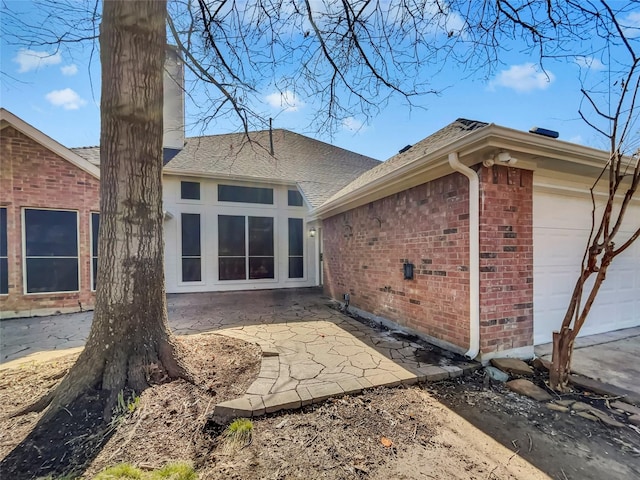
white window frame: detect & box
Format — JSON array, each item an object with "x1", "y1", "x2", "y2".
[
  {"x1": 22, "y1": 207, "x2": 80, "y2": 295},
  {"x1": 178, "y1": 211, "x2": 205, "y2": 285},
  {"x1": 287, "y1": 217, "x2": 306, "y2": 280}
]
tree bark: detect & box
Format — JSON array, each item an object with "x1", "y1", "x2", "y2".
[{"x1": 27, "y1": 0, "x2": 190, "y2": 423}]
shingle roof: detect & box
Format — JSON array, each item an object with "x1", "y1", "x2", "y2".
[
  {"x1": 163, "y1": 129, "x2": 380, "y2": 208},
  {"x1": 71, "y1": 146, "x2": 100, "y2": 166},
  {"x1": 321, "y1": 118, "x2": 489, "y2": 206}
]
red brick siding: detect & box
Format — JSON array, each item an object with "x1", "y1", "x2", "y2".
[
  {"x1": 0, "y1": 126, "x2": 100, "y2": 317},
  {"x1": 477, "y1": 165, "x2": 534, "y2": 353},
  {"x1": 323, "y1": 173, "x2": 471, "y2": 350}
]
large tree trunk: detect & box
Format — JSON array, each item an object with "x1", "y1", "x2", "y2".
[{"x1": 29, "y1": 0, "x2": 189, "y2": 423}]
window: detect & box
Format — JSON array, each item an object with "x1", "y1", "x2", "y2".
[
  {"x1": 218, "y1": 185, "x2": 273, "y2": 205},
  {"x1": 0, "y1": 208, "x2": 7, "y2": 294},
  {"x1": 24, "y1": 209, "x2": 78, "y2": 293},
  {"x1": 181, "y1": 181, "x2": 200, "y2": 200},
  {"x1": 91, "y1": 213, "x2": 100, "y2": 290},
  {"x1": 288, "y1": 218, "x2": 304, "y2": 278},
  {"x1": 218, "y1": 215, "x2": 274, "y2": 280},
  {"x1": 181, "y1": 213, "x2": 202, "y2": 282},
  {"x1": 288, "y1": 189, "x2": 304, "y2": 207}
]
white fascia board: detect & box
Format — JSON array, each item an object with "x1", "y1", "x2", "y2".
[
  {"x1": 313, "y1": 124, "x2": 611, "y2": 219},
  {"x1": 162, "y1": 169, "x2": 295, "y2": 187},
  {"x1": 0, "y1": 108, "x2": 100, "y2": 179}
]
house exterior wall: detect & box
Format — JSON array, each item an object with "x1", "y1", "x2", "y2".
[
  {"x1": 323, "y1": 165, "x2": 534, "y2": 358},
  {"x1": 0, "y1": 126, "x2": 100, "y2": 318},
  {"x1": 162, "y1": 176, "x2": 319, "y2": 293},
  {"x1": 323, "y1": 173, "x2": 472, "y2": 352},
  {"x1": 477, "y1": 165, "x2": 534, "y2": 356}
]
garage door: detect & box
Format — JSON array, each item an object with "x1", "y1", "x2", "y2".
[{"x1": 533, "y1": 189, "x2": 640, "y2": 345}]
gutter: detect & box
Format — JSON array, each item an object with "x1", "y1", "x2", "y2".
[{"x1": 448, "y1": 152, "x2": 480, "y2": 360}]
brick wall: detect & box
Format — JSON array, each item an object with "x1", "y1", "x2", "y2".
[
  {"x1": 323, "y1": 173, "x2": 472, "y2": 351},
  {"x1": 323, "y1": 165, "x2": 535, "y2": 357},
  {"x1": 478, "y1": 165, "x2": 533, "y2": 353},
  {"x1": 0, "y1": 126, "x2": 100, "y2": 318}
]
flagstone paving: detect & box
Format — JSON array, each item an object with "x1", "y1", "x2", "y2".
[{"x1": 0, "y1": 288, "x2": 478, "y2": 420}]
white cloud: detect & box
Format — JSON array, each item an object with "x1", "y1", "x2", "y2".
[
  {"x1": 60, "y1": 64, "x2": 78, "y2": 76},
  {"x1": 45, "y1": 88, "x2": 87, "y2": 110},
  {"x1": 14, "y1": 49, "x2": 62, "y2": 73},
  {"x1": 568, "y1": 135, "x2": 584, "y2": 145},
  {"x1": 265, "y1": 90, "x2": 305, "y2": 112},
  {"x1": 490, "y1": 63, "x2": 555, "y2": 93},
  {"x1": 622, "y1": 11, "x2": 640, "y2": 38},
  {"x1": 575, "y1": 56, "x2": 605, "y2": 71},
  {"x1": 342, "y1": 117, "x2": 367, "y2": 133}
]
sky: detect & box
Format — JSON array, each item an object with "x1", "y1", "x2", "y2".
[{"x1": 1, "y1": 1, "x2": 639, "y2": 161}]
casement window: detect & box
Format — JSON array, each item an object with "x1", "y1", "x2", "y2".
[
  {"x1": 24, "y1": 208, "x2": 79, "y2": 293},
  {"x1": 218, "y1": 185, "x2": 273, "y2": 205},
  {"x1": 181, "y1": 213, "x2": 202, "y2": 282},
  {"x1": 288, "y1": 189, "x2": 304, "y2": 207},
  {"x1": 0, "y1": 208, "x2": 7, "y2": 294},
  {"x1": 218, "y1": 215, "x2": 274, "y2": 280},
  {"x1": 181, "y1": 181, "x2": 200, "y2": 200},
  {"x1": 288, "y1": 218, "x2": 304, "y2": 278},
  {"x1": 91, "y1": 212, "x2": 100, "y2": 291}
]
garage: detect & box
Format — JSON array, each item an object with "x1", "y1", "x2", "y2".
[{"x1": 533, "y1": 188, "x2": 640, "y2": 345}]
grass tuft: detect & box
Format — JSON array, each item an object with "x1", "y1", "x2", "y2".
[
  {"x1": 92, "y1": 462, "x2": 195, "y2": 480},
  {"x1": 221, "y1": 418, "x2": 253, "y2": 455}
]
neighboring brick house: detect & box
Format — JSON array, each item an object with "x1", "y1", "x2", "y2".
[
  {"x1": 315, "y1": 119, "x2": 640, "y2": 362},
  {"x1": 0, "y1": 109, "x2": 101, "y2": 318}
]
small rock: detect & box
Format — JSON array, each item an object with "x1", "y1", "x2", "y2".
[
  {"x1": 629, "y1": 414, "x2": 640, "y2": 427},
  {"x1": 532, "y1": 357, "x2": 551, "y2": 372},
  {"x1": 546, "y1": 403, "x2": 569, "y2": 413},
  {"x1": 571, "y1": 401, "x2": 593, "y2": 412},
  {"x1": 506, "y1": 379, "x2": 552, "y2": 401},
  {"x1": 491, "y1": 358, "x2": 534, "y2": 376},
  {"x1": 610, "y1": 401, "x2": 640, "y2": 416},
  {"x1": 577, "y1": 411, "x2": 599, "y2": 422},
  {"x1": 554, "y1": 399, "x2": 575, "y2": 407},
  {"x1": 485, "y1": 366, "x2": 510, "y2": 382},
  {"x1": 588, "y1": 409, "x2": 625, "y2": 428}
]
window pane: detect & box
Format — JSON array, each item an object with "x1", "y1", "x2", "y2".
[
  {"x1": 289, "y1": 257, "x2": 304, "y2": 279},
  {"x1": 91, "y1": 213, "x2": 100, "y2": 257},
  {"x1": 288, "y1": 190, "x2": 304, "y2": 207},
  {"x1": 249, "y1": 257, "x2": 274, "y2": 279},
  {"x1": 249, "y1": 217, "x2": 273, "y2": 256},
  {"x1": 181, "y1": 213, "x2": 201, "y2": 256},
  {"x1": 218, "y1": 215, "x2": 245, "y2": 256},
  {"x1": 0, "y1": 208, "x2": 7, "y2": 257},
  {"x1": 288, "y1": 218, "x2": 303, "y2": 256},
  {"x1": 182, "y1": 258, "x2": 202, "y2": 282},
  {"x1": 0, "y1": 258, "x2": 7, "y2": 294},
  {"x1": 92, "y1": 258, "x2": 98, "y2": 291},
  {"x1": 181, "y1": 181, "x2": 200, "y2": 200},
  {"x1": 218, "y1": 185, "x2": 273, "y2": 204},
  {"x1": 26, "y1": 258, "x2": 78, "y2": 293},
  {"x1": 219, "y1": 257, "x2": 246, "y2": 280},
  {"x1": 25, "y1": 209, "x2": 77, "y2": 257}
]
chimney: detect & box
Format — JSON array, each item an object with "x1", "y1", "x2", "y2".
[{"x1": 163, "y1": 45, "x2": 185, "y2": 150}]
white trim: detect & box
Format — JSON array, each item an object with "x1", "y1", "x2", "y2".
[
  {"x1": 22, "y1": 207, "x2": 81, "y2": 295},
  {"x1": 313, "y1": 123, "x2": 612, "y2": 219},
  {"x1": 0, "y1": 108, "x2": 100, "y2": 179}
]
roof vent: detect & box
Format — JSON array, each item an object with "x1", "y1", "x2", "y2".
[
  {"x1": 398, "y1": 144, "x2": 412, "y2": 154},
  {"x1": 529, "y1": 127, "x2": 559, "y2": 139}
]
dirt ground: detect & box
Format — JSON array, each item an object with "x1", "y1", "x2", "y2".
[{"x1": 1, "y1": 333, "x2": 639, "y2": 480}]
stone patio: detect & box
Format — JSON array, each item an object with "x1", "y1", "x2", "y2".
[{"x1": 1, "y1": 288, "x2": 478, "y2": 420}]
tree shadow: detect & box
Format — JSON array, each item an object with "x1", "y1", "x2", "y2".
[{"x1": 0, "y1": 390, "x2": 115, "y2": 480}]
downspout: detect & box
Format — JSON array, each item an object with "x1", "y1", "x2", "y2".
[{"x1": 448, "y1": 152, "x2": 480, "y2": 360}]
